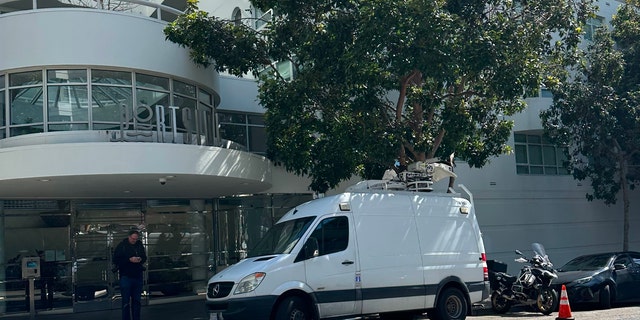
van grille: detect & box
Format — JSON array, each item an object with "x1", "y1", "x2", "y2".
[{"x1": 208, "y1": 282, "x2": 234, "y2": 298}]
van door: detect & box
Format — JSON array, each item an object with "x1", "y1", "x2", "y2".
[{"x1": 302, "y1": 215, "x2": 358, "y2": 318}]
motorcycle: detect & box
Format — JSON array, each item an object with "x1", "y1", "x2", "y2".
[{"x1": 490, "y1": 243, "x2": 558, "y2": 315}]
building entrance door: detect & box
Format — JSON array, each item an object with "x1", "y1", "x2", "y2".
[{"x1": 71, "y1": 205, "x2": 146, "y2": 313}]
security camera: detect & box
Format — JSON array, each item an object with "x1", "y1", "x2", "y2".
[{"x1": 159, "y1": 178, "x2": 167, "y2": 185}]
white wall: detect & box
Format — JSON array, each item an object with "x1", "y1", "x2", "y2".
[
  {"x1": 217, "y1": 76, "x2": 265, "y2": 113},
  {"x1": 0, "y1": 9, "x2": 218, "y2": 94}
]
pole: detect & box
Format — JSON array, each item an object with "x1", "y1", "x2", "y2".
[{"x1": 28, "y1": 277, "x2": 35, "y2": 319}]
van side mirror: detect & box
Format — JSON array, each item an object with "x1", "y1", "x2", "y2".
[{"x1": 304, "y1": 237, "x2": 319, "y2": 259}]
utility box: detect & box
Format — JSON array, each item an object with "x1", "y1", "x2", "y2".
[{"x1": 21, "y1": 257, "x2": 41, "y2": 279}]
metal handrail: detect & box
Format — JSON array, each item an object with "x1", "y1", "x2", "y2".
[{"x1": 0, "y1": 0, "x2": 184, "y2": 21}]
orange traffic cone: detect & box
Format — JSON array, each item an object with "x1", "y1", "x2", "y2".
[{"x1": 556, "y1": 284, "x2": 575, "y2": 320}]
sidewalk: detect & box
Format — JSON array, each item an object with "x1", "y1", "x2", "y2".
[
  {"x1": 0, "y1": 298, "x2": 210, "y2": 320},
  {"x1": 1, "y1": 298, "x2": 493, "y2": 320}
]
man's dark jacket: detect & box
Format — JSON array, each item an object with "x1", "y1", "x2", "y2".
[{"x1": 113, "y1": 237, "x2": 147, "y2": 278}]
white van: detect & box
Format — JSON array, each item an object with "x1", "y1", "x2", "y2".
[{"x1": 206, "y1": 163, "x2": 489, "y2": 320}]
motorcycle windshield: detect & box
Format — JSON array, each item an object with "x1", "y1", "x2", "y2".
[{"x1": 532, "y1": 242, "x2": 551, "y2": 264}]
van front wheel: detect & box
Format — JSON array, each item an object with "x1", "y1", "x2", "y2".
[
  {"x1": 430, "y1": 287, "x2": 467, "y2": 320},
  {"x1": 275, "y1": 296, "x2": 313, "y2": 320}
]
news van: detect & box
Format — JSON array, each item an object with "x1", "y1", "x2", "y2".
[{"x1": 206, "y1": 161, "x2": 489, "y2": 320}]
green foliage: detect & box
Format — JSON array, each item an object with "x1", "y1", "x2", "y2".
[
  {"x1": 166, "y1": 0, "x2": 594, "y2": 192},
  {"x1": 542, "y1": 1, "x2": 640, "y2": 205},
  {"x1": 541, "y1": 1, "x2": 640, "y2": 250}
]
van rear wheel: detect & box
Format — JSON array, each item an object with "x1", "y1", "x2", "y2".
[
  {"x1": 275, "y1": 296, "x2": 313, "y2": 320},
  {"x1": 430, "y1": 287, "x2": 467, "y2": 320}
]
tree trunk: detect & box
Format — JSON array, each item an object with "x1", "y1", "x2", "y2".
[{"x1": 620, "y1": 158, "x2": 630, "y2": 252}]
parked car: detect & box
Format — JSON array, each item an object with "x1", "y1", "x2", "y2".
[{"x1": 554, "y1": 251, "x2": 640, "y2": 309}]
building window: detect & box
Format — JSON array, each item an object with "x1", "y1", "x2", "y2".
[
  {"x1": 9, "y1": 70, "x2": 45, "y2": 136},
  {"x1": 218, "y1": 111, "x2": 266, "y2": 155},
  {"x1": 1, "y1": 68, "x2": 217, "y2": 145},
  {"x1": 232, "y1": 7, "x2": 242, "y2": 26},
  {"x1": 514, "y1": 133, "x2": 569, "y2": 175},
  {"x1": 0, "y1": 74, "x2": 5, "y2": 139},
  {"x1": 47, "y1": 69, "x2": 90, "y2": 131},
  {"x1": 584, "y1": 16, "x2": 604, "y2": 41}
]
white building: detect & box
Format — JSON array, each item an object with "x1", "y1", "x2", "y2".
[{"x1": 0, "y1": 0, "x2": 637, "y2": 315}]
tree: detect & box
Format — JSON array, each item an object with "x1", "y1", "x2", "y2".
[
  {"x1": 541, "y1": 0, "x2": 640, "y2": 251},
  {"x1": 166, "y1": 0, "x2": 594, "y2": 193}
]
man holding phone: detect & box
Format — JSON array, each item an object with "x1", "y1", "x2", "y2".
[{"x1": 113, "y1": 229, "x2": 147, "y2": 320}]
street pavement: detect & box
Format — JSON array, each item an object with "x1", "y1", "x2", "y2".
[
  {"x1": 1, "y1": 298, "x2": 639, "y2": 320},
  {"x1": 467, "y1": 303, "x2": 640, "y2": 320}
]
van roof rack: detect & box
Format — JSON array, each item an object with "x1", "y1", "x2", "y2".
[{"x1": 348, "y1": 160, "x2": 457, "y2": 192}]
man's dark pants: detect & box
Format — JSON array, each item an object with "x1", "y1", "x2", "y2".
[{"x1": 120, "y1": 275, "x2": 143, "y2": 320}]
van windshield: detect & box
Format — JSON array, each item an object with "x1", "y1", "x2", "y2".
[{"x1": 248, "y1": 216, "x2": 316, "y2": 258}]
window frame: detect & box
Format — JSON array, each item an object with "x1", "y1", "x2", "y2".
[{"x1": 514, "y1": 133, "x2": 569, "y2": 175}]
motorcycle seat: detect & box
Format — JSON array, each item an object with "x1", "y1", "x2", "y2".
[{"x1": 495, "y1": 272, "x2": 518, "y2": 283}]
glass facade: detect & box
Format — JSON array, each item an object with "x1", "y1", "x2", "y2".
[
  {"x1": 218, "y1": 111, "x2": 267, "y2": 155},
  {"x1": 0, "y1": 194, "x2": 312, "y2": 314},
  {"x1": 1, "y1": 68, "x2": 218, "y2": 146},
  {"x1": 0, "y1": 68, "x2": 276, "y2": 314},
  {"x1": 0, "y1": 74, "x2": 5, "y2": 139}
]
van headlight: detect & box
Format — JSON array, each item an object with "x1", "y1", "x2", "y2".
[{"x1": 234, "y1": 272, "x2": 266, "y2": 294}]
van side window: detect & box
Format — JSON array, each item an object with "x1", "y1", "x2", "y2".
[{"x1": 309, "y1": 216, "x2": 349, "y2": 256}]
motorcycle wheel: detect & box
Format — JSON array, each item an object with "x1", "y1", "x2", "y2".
[
  {"x1": 490, "y1": 291, "x2": 511, "y2": 314},
  {"x1": 536, "y1": 288, "x2": 558, "y2": 315}
]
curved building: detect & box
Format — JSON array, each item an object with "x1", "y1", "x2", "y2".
[
  {"x1": 2, "y1": 0, "x2": 639, "y2": 317},
  {"x1": 0, "y1": 0, "x2": 314, "y2": 315}
]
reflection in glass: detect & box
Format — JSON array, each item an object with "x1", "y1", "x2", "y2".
[
  {"x1": 145, "y1": 204, "x2": 213, "y2": 298},
  {"x1": 2, "y1": 68, "x2": 218, "y2": 144},
  {"x1": 136, "y1": 89, "x2": 169, "y2": 111},
  {"x1": 174, "y1": 96, "x2": 196, "y2": 134},
  {"x1": 219, "y1": 123, "x2": 247, "y2": 148},
  {"x1": 91, "y1": 69, "x2": 131, "y2": 85},
  {"x1": 213, "y1": 194, "x2": 313, "y2": 269},
  {"x1": 92, "y1": 86, "x2": 132, "y2": 123},
  {"x1": 9, "y1": 70, "x2": 42, "y2": 87},
  {"x1": 174, "y1": 80, "x2": 196, "y2": 97},
  {"x1": 198, "y1": 89, "x2": 211, "y2": 104},
  {"x1": 0, "y1": 90, "x2": 5, "y2": 133},
  {"x1": 198, "y1": 104, "x2": 215, "y2": 145},
  {"x1": 218, "y1": 112, "x2": 246, "y2": 124},
  {"x1": 136, "y1": 74, "x2": 169, "y2": 91},
  {"x1": 249, "y1": 126, "x2": 267, "y2": 153},
  {"x1": 248, "y1": 114, "x2": 264, "y2": 125},
  {"x1": 11, "y1": 125, "x2": 44, "y2": 136},
  {"x1": 47, "y1": 70, "x2": 87, "y2": 84},
  {"x1": 528, "y1": 145, "x2": 543, "y2": 165},
  {"x1": 10, "y1": 87, "x2": 44, "y2": 125},
  {"x1": 136, "y1": 89, "x2": 171, "y2": 131},
  {"x1": 47, "y1": 86, "x2": 89, "y2": 122},
  {"x1": 249, "y1": 217, "x2": 315, "y2": 257}
]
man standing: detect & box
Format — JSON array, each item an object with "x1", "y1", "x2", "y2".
[{"x1": 113, "y1": 230, "x2": 147, "y2": 320}]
